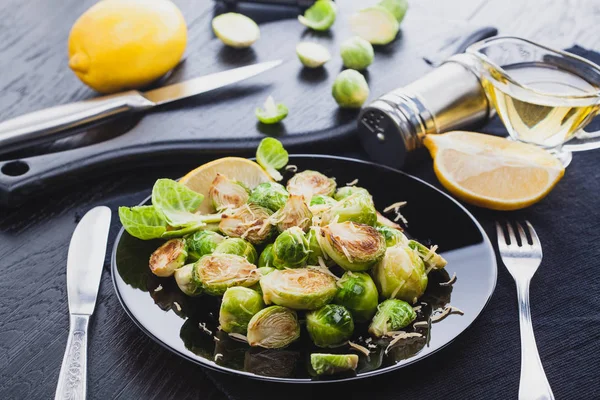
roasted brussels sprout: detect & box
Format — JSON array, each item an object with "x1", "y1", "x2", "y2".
[
  {"x1": 334, "y1": 272, "x2": 378, "y2": 322},
  {"x1": 248, "y1": 182, "x2": 289, "y2": 212},
  {"x1": 186, "y1": 230, "x2": 225, "y2": 262},
  {"x1": 273, "y1": 195, "x2": 313, "y2": 232},
  {"x1": 306, "y1": 226, "x2": 325, "y2": 265},
  {"x1": 376, "y1": 211, "x2": 403, "y2": 230},
  {"x1": 408, "y1": 240, "x2": 447, "y2": 270},
  {"x1": 287, "y1": 170, "x2": 336, "y2": 201},
  {"x1": 257, "y1": 266, "x2": 275, "y2": 276},
  {"x1": 208, "y1": 174, "x2": 249, "y2": 212},
  {"x1": 376, "y1": 225, "x2": 408, "y2": 247},
  {"x1": 340, "y1": 36, "x2": 374, "y2": 70},
  {"x1": 334, "y1": 186, "x2": 370, "y2": 201},
  {"x1": 258, "y1": 244, "x2": 276, "y2": 269},
  {"x1": 220, "y1": 287, "x2": 265, "y2": 334},
  {"x1": 332, "y1": 69, "x2": 369, "y2": 108},
  {"x1": 321, "y1": 193, "x2": 377, "y2": 226},
  {"x1": 247, "y1": 306, "x2": 301, "y2": 348},
  {"x1": 174, "y1": 263, "x2": 203, "y2": 296},
  {"x1": 213, "y1": 238, "x2": 257, "y2": 264},
  {"x1": 219, "y1": 204, "x2": 273, "y2": 245},
  {"x1": 310, "y1": 195, "x2": 337, "y2": 207},
  {"x1": 319, "y1": 222, "x2": 386, "y2": 271},
  {"x1": 306, "y1": 304, "x2": 354, "y2": 347},
  {"x1": 149, "y1": 238, "x2": 188, "y2": 277},
  {"x1": 371, "y1": 245, "x2": 428, "y2": 303},
  {"x1": 272, "y1": 227, "x2": 310, "y2": 268},
  {"x1": 368, "y1": 299, "x2": 416, "y2": 337},
  {"x1": 192, "y1": 254, "x2": 260, "y2": 296},
  {"x1": 311, "y1": 353, "x2": 359, "y2": 376},
  {"x1": 260, "y1": 268, "x2": 337, "y2": 310}
]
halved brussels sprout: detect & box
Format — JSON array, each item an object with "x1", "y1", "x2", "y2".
[
  {"x1": 174, "y1": 263, "x2": 203, "y2": 296},
  {"x1": 379, "y1": 0, "x2": 409, "y2": 22},
  {"x1": 260, "y1": 268, "x2": 337, "y2": 310},
  {"x1": 255, "y1": 96, "x2": 289, "y2": 125},
  {"x1": 192, "y1": 254, "x2": 259, "y2": 296},
  {"x1": 258, "y1": 244, "x2": 276, "y2": 269},
  {"x1": 321, "y1": 193, "x2": 377, "y2": 226},
  {"x1": 257, "y1": 266, "x2": 275, "y2": 276},
  {"x1": 298, "y1": 0, "x2": 337, "y2": 31},
  {"x1": 340, "y1": 36, "x2": 374, "y2": 70},
  {"x1": 332, "y1": 69, "x2": 370, "y2": 109},
  {"x1": 214, "y1": 238, "x2": 257, "y2": 264},
  {"x1": 376, "y1": 225, "x2": 408, "y2": 247},
  {"x1": 248, "y1": 182, "x2": 289, "y2": 212},
  {"x1": 306, "y1": 304, "x2": 354, "y2": 347},
  {"x1": 334, "y1": 271, "x2": 379, "y2": 322},
  {"x1": 212, "y1": 12, "x2": 260, "y2": 48},
  {"x1": 256, "y1": 137, "x2": 288, "y2": 181},
  {"x1": 219, "y1": 204, "x2": 273, "y2": 245},
  {"x1": 287, "y1": 170, "x2": 336, "y2": 201},
  {"x1": 310, "y1": 195, "x2": 337, "y2": 207},
  {"x1": 220, "y1": 287, "x2": 265, "y2": 334},
  {"x1": 272, "y1": 195, "x2": 313, "y2": 232},
  {"x1": 306, "y1": 226, "x2": 325, "y2": 265},
  {"x1": 408, "y1": 240, "x2": 447, "y2": 270},
  {"x1": 247, "y1": 306, "x2": 301, "y2": 348},
  {"x1": 311, "y1": 353, "x2": 359, "y2": 376},
  {"x1": 334, "y1": 186, "x2": 370, "y2": 201},
  {"x1": 186, "y1": 230, "x2": 225, "y2": 262},
  {"x1": 149, "y1": 238, "x2": 188, "y2": 277},
  {"x1": 208, "y1": 174, "x2": 250, "y2": 212},
  {"x1": 319, "y1": 222, "x2": 386, "y2": 271},
  {"x1": 350, "y1": 6, "x2": 399, "y2": 45},
  {"x1": 296, "y1": 42, "x2": 331, "y2": 68},
  {"x1": 368, "y1": 299, "x2": 416, "y2": 337},
  {"x1": 272, "y1": 227, "x2": 310, "y2": 268},
  {"x1": 371, "y1": 245, "x2": 428, "y2": 303}
]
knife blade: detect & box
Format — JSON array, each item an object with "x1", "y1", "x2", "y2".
[
  {"x1": 55, "y1": 206, "x2": 112, "y2": 400},
  {"x1": 0, "y1": 60, "x2": 283, "y2": 155}
]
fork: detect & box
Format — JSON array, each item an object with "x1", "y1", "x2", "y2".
[{"x1": 496, "y1": 221, "x2": 555, "y2": 400}]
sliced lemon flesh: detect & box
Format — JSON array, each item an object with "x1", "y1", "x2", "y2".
[
  {"x1": 180, "y1": 157, "x2": 272, "y2": 213},
  {"x1": 423, "y1": 131, "x2": 565, "y2": 210}
]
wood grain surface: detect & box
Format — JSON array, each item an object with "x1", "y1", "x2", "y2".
[{"x1": 0, "y1": 0, "x2": 599, "y2": 399}]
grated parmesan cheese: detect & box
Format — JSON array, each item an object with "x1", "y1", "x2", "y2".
[
  {"x1": 153, "y1": 285, "x2": 163, "y2": 292},
  {"x1": 285, "y1": 165, "x2": 298, "y2": 172},
  {"x1": 423, "y1": 245, "x2": 438, "y2": 262},
  {"x1": 346, "y1": 178, "x2": 359, "y2": 186},
  {"x1": 348, "y1": 341, "x2": 370, "y2": 356},
  {"x1": 199, "y1": 322, "x2": 213, "y2": 335},
  {"x1": 383, "y1": 201, "x2": 407, "y2": 213},
  {"x1": 214, "y1": 353, "x2": 223, "y2": 361},
  {"x1": 413, "y1": 321, "x2": 429, "y2": 329},
  {"x1": 439, "y1": 273, "x2": 457, "y2": 287},
  {"x1": 384, "y1": 331, "x2": 423, "y2": 354},
  {"x1": 228, "y1": 332, "x2": 248, "y2": 342},
  {"x1": 173, "y1": 302, "x2": 182, "y2": 312}
]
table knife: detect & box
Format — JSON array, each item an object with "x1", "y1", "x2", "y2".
[
  {"x1": 0, "y1": 60, "x2": 282, "y2": 154},
  {"x1": 54, "y1": 206, "x2": 112, "y2": 400}
]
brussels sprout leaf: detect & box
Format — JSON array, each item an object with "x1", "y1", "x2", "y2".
[
  {"x1": 255, "y1": 96, "x2": 288, "y2": 125},
  {"x1": 256, "y1": 137, "x2": 289, "y2": 181},
  {"x1": 298, "y1": 0, "x2": 337, "y2": 31},
  {"x1": 118, "y1": 206, "x2": 168, "y2": 240}
]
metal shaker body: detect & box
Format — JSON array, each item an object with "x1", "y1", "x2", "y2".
[{"x1": 357, "y1": 53, "x2": 492, "y2": 169}]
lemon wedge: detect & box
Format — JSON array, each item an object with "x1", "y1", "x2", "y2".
[
  {"x1": 423, "y1": 131, "x2": 565, "y2": 210},
  {"x1": 180, "y1": 157, "x2": 272, "y2": 213}
]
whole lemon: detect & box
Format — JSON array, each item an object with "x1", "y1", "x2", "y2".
[{"x1": 68, "y1": 0, "x2": 187, "y2": 93}]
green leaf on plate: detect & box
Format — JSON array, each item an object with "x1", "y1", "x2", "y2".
[
  {"x1": 256, "y1": 137, "x2": 289, "y2": 181},
  {"x1": 118, "y1": 205, "x2": 168, "y2": 240}
]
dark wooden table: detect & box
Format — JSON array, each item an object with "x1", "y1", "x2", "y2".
[{"x1": 1, "y1": 1, "x2": 599, "y2": 399}]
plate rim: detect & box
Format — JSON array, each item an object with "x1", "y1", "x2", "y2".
[{"x1": 111, "y1": 154, "x2": 497, "y2": 384}]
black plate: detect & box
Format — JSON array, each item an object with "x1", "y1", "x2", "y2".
[{"x1": 111, "y1": 155, "x2": 497, "y2": 383}]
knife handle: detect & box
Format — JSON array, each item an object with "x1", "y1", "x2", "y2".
[
  {"x1": 55, "y1": 314, "x2": 90, "y2": 400},
  {"x1": 0, "y1": 90, "x2": 155, "y2": 154}
]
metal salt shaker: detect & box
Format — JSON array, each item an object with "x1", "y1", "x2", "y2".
[{"x1": 357, "y1": 53, "x2": 493, "y2": 169}]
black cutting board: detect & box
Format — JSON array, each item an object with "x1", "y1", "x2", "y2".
[{"x1": 0, "y1": 14, "x2": 489, "y2": 205}]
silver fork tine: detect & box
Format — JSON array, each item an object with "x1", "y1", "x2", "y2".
[
  {"x1": 506, "y1": 221, "x2": 518, "y2": 246},
  {"x1": 495, "y1": 222, "x2": 508, "y2": 251},
  {"x1": 516, "y1": 222, "x2": 530, "y2": 247},
  {"x1": 526, "y1": 221, "x2": 541, "y2": 250}
]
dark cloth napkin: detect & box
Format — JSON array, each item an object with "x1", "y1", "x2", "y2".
[{"x1": 204, "y1": 46, "x2": 600, "y2": 399}]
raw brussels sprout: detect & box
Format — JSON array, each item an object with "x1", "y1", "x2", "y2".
[
  {"x1": 260, "y1": 269, "x2": 337, "y2": 310},
  {"x1": 334, "y1": 186, "x2": 370, "y2": 201},
  {"x1": 350, "y1": 6, "x2": 399, "y2": 45},
  {"x1": 368, "y1": 299, "x2": 416, "y2": 337},
  {"x1": 310, "y1": 195, "x2": 337, "y2": 207},
  {"x1": 319, "y1": 222, "x2": 386, "y2": 271},
  {"x1": 306, "y1": 304, "x2": 354, "y2": 347},
  {"x1": 192, "y1": 254, "x2": 260, "y2": 296},
  {"x1": 306, "y1": 226, "x2": 325, "y2": 265},
  {"x1": 214, "y1": 238, "x2": 257, "y2": 264},
  {"x1": 376, "y1": 225, "x2": 408, "y2": 247},
  {"x1": 311, "y1": 353, "x2": 359, "y2": 376},
  {"x1": 273, "y1": 195, "x2": 313, "y2": 232},
  {"x1": 256, "y1": 137, "x2": 288, "y2": 181},
  {"x1": 334, "y1": 272, "x2": 379, "y2": 322},
  {"x1": 272, "y1": 227, "x2": 310, "y2": 268},
  {"x1": 219, "y1": 204, "x2": 273, "y2": 245},
  {"x1": 296, "y1": 42, "x2": 331, "y2": 68},
  {"x1": 186, "y1": 230, "x2": 225, "y2": 262},
  {"x1": 258, "y1": 244, "x2": 276, "y2": 269},
  {"x1": 332, "y1": 69, "x2": 369, "y2": 109},
  {"x1": 149, "y1": 238, "x2": 188, "y2": 277},
  {"x1": 287, "y1": 170, "x2": 336, "y2": 201},
  {"x1": 247, "y1": 306, "x2": 301, "y2": 348},
  {"x1": 371, "y1": 245, "x2": 428, "y2": 303},
  {"x1": 212, "y1": 12, "x2": 260, "y2": 48},
  {"x1": 298, "y1": 0, "x2": 337, "y2": 31},
  {"x1": 174, "y1": 263, "x2": 203, "y2": 296},
  {"x1": 208, "y1": 174, "x2": 250, "y2": 212},
  {"x1": 220, "y1": 287, "x2": 265, "y2": 334},
  {"x1": 408, "y1": 240, "x2": 448, "y2": 270},
  {"x1": 322, "y1": 192, "x2": 377, "y2": 226},
  {"x1": 378, "y1": 0, "x2": 409, "y2": 22},
  {"x1": 255, "y1": 95, "x2": 289, "y2": 125},
  {"x1": 248, "y1": 182, "x2": 289, "y2": 212},
  {"x1": 340, "y1": 36, "x2": 374, "y2": 70}
]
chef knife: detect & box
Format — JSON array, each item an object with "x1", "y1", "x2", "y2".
[
  {"x1": 0, "y1": 60, "x2": 282, "y2": 155},
  {"x1": 54, "y1": 206, "x2": 112, "y2": 400}
]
